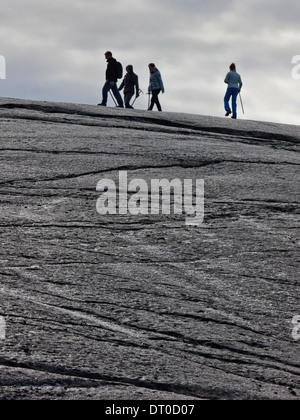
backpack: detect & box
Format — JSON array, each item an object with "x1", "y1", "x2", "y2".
[{"x1": 116, "y1": 61, "x2": 123, "y2": 79}]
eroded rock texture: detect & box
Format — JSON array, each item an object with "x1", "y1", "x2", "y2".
[{"x1": 0, "y1": 98, "x2": 299, "y2": 400}]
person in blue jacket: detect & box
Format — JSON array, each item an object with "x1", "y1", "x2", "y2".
[
  {"x1": 148, "y1": 63, "x2": 165, "y2": 111},
  {"x1": 224, "y1": 63, "x2": 243, "y2": 119}
]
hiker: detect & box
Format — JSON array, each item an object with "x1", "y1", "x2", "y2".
[
  {"x1": 98, "y1": 51, "x2": 124, "y2": 108},
  {"x1": 224, "y1": 63, "x2": 243, "y2": 119},
  {"x1": 148, "y1": 63, "x2": 165, "y2": 111},
  {"x1": 118, "y1": 65, "x2": 140, "y2": 109}
]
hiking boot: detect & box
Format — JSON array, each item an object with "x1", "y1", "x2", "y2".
[
  {"x1": 231, "y1": 115, "x2": 237, "y2": 119},
  {"x1": 98, "y1": 103, "x2": 106, "y2": 106},
  {"x1": 225, "y1": 110, "x2": 231, "y2": 117}
]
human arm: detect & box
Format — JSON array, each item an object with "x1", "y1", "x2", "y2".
[
  {"x1": 238, "y1": 76, "x2": 243, "y2": 92},
  {"x1": 134, "y1": 75, "x2": 140, "y2": 96},
  {"x1": 106, "y1": 59, "x2": 118, "y2": 84},
  {"x1": 158, "y1": 72, "x2": 165, "y2": 93},
  {"x1": 118, "y1": 78, "x2": 125, "y2": 91}
]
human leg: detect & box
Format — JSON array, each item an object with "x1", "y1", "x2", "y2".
[
  {"x1": 111, "y1": 83, "x2": 124, "y2": 107},
  {"x1": 150, "y1": 89, "x2": 162, "y2": 111},
  {"x1": 231, "y1": 88, "x2": 239, "y2": 117},
  {"x1": 101, "y1": 80, "x2": 111, "y2": 105},
  {"x1": 224, "y1": 88, "x2": 232, "y2": 114},
  {"x1": 124, "y1": 91, "x2": 134, "y2": 108}
]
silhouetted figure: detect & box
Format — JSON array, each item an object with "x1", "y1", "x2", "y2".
[
  {"x1": 148, "y1": 63, "x2": 165, "y2": 112},
  {"x1": 98, "y1": 51, "x2": 124, "y2": 108},
  {"x1": 118, "y1": 65, "x2": 139, "y2": 109},
  {"x1": 224, "y1": 63, "x2": 243, "y2": 119}
]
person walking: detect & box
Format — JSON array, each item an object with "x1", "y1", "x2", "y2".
[
  {"x1": 118, "y1": 65, "x2": 140, "y2": 109},
  {"x1": 98, "y1": 51, "x2": 124, "y2": 108},
  {"x1": 224, "y1": 63, "x2": 243, "y2": 119},
  {"x1": 148, "y1": 63, "x2": 165, "y2": 111}
]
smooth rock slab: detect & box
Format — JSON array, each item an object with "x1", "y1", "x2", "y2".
[{"x1": 0, "y1": 98, "x2": 299, "y2": 400}]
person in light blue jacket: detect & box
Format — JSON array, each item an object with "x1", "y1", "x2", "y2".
[
  {"x1": 224, "y1": 63, "x2": 243, "y2": 119},
  {"x1": 148, "y1": 63, "x2": 165, "y2": 111}
]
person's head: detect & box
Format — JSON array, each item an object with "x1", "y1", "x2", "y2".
[
  {"x1": 126, "y1": 65, "x2": 133, "y2": 73},
  {"x1": 105, "y1": 51, "x2": 112, "y2": 60},
  {"x1": 230, "y1": 63, "x2": 236, "y2": 71},
  {"x1": 148, "y1": 63, "x2": 156, "y2": 71}
]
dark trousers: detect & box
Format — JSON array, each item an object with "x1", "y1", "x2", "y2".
[
  {"x1": 149, "y1": 89, "x2": 162, "y2": 111},
  {"x1": 124, "y1": 90, "x2": 134, "y2": 108},
  {"x1": 102, "y1": 80, "x2": 124, "y2": 106}
]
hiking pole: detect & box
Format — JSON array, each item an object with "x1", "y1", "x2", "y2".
[
  {"x1": 239, "y1": 93, "x2": 245, "y2": 114},
  {"x1": 131, "y1": 89, "x2": 144, "y2": 107},
  {"x1": 109, "y1": 90, "x2": 118, "y2": 106},
  {"x1": 147, "y1": 92, "x2": 151, "y2": 110}
]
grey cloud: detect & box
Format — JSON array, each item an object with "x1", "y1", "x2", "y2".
[{"x1": 0, "y1": 0, "x2": 299, "y2": 124}]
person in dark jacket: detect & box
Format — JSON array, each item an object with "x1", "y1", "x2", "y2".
[
  {"x1": 98, "y1": 51, "x2": 124, "y2": 108},
  {"x1": 118, "y1": 65, "x2": 140, "y2": 109},
  {"x1": 148, "y1": 63, "x2": 165, "y2": 111}
]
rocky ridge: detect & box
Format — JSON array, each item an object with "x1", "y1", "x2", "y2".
[{"x1": 0, "y1": 98, "x2": 299, "y2": 400}]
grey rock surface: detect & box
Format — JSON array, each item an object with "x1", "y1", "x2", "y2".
[{"x1": 0, "y1": 98, "x2": 299, "y2": 400}]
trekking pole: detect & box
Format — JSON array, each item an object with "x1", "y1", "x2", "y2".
[
  {"x1": 239, "y1": 93, "x2": 245, "y2": 114},
  {"x1": 109, "y1": 90, "x2": 118, "y2": 106},
  {"x1": 147, "y1": 92, "x2": 151, "y2": 110},
  {"x1": 131, "y1": 89, "x2": 144, "y2": 107}
]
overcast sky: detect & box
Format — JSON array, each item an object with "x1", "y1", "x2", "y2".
[{"x1": 1, "y1": 0, "x2": 300, "y2": 125}]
